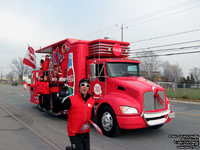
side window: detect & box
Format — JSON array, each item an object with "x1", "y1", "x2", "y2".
[
  {"x1": 127, "y1": 65, "x2": 139, "y2": 76},
  {"x1": 128, "y1": 65, "x2": 137, "y2": 74},
  {"x1": 96, "y1": 64, "x2": 105, "y2": 82}
]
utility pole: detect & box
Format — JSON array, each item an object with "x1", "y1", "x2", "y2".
[
  {"x1": 121, "y1": 24, "x2": 124, "y2": 41},
  {"x1": 116, "y1": 24, "x2": 128, "y2": 41}
]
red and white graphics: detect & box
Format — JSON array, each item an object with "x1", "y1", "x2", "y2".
[
  {"x1": 112, "y1": 43, "x2": 122, "y2": 56},
  {"x1": 94, "y1": 83, "x2": 102, "y2": 95},
  {"x1": 53, "y1": 47, "x2": 64, "y2": 65},
  {"x1": 23, "y1": 46, "x2": 36, "y2": 69},
  {"x1": 67, "y1": 53, "x2": 75, "y2": 95}
]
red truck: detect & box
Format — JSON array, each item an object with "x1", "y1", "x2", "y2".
[{"x1": 30, "y1": 38, "x2": 175, "y2": 137}]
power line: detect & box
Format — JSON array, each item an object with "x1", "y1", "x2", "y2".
[
  {"x1": 129, "y1": 49, "x2": 200, "y2": 58},
  {"x1": 129, "y1": 39, "x2": 200, "y2": 51},
  {"x1": 102, "y1": 8, "x2": 200, "y2": 40},
  {"x1": 129, "y1": 45, "x2": 200, "y2": 54},
  {"x1": 130, "y1": 29, "x2": 200, "y2": 43},
  {"x1": 83, "y1": 0, "x2": 200, "y2": 39},
  {"x1": 86, "y1": 2, "x2": 200, "y2": 40},
  {"x1": 117, "y1": 0, "x2": 200, "y2": 26},
  {"x1": 126, "y1": 3, "x2": 200, "y2": 30},
  {"x1": 83, "y1": 0, "x2": 198, "y2": 38}
]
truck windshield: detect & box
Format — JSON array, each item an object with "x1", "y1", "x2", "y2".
[{"x1": 106, "y1": 62, "x2": 140, "y2": 77}]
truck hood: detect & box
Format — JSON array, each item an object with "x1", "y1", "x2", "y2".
[{"x1": 110, "y1": 76, "x2": 164, "y2": 94}]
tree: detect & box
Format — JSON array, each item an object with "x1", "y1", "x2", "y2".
[
  {"x1": 161, "y1": 61, "x2": 183, "y2": 82},
  {"x1": 136, "y1": 51, "x2": 161, "y2": 81},
  {"x1": 7, "y1": 71, "x2": 15, "y2": 82},
  {"x1": 170, "y1": 64, "x2": 183, "y2": 83},
  {"x1": 10, "y1": 57, "x2": 31, "y2": 84},
  {"x1": 190, "y1": 67, "x2": 200, "y2": 84},
  {"x1": 190, "y1": 74, "x2": 196, "y2": 84},
  {"x1": 161, "y1": 61, "x2": 171, "y2": 82}
]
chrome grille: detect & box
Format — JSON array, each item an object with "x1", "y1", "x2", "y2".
[{"x1": 143, "y1": 91, "x2": 166, "y2": 111}]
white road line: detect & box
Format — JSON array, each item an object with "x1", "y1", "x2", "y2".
[
  {"x1": 0, "y1": 104, "x2": 63, "y2": 150},
  {"x1": 7, "y1": 91, "x2": 11, "y2": 93},
  {"x1": 19, "y1": 94, "x2": 24, "y2": 97}
]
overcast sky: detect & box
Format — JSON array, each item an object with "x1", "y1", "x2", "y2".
[{"x1": 0, "y1": 0, "x2": 200, "y2": 76}]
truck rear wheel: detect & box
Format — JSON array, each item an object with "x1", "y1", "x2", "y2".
[{"x1": 97, "y1": 106, "x2": 121, "y2": 137}]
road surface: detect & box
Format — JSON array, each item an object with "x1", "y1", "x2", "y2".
[{"x1": 0, "y1": 84, "x2": 199, "y2": 150}]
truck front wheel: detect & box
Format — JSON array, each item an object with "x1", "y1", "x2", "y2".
[{"x1": 97, "y1": 106, "x2": 121, "y2": 137}]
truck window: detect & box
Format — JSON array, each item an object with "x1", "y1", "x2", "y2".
[
  {"x1": 128, "y1": 65, "x2": 138, "y2": 74},
  {"x1": 106, "y1": 62, "x2": 140, "y2": 77},
  {"x1": 96, "y1": 64, "x2": 105, "y2": 82}
]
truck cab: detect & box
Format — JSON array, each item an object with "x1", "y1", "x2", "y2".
[{"x1": 87, "y1": 58, "x2": 174, "y2": 137}]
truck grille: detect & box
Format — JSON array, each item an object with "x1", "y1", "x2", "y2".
[{"x1": 143, "y1": 91, "x2": 166, "y2": 111}]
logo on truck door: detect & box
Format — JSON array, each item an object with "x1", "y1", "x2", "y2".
[{"x1": 94, "y1": 83, "x2": 102, "y2": 95}]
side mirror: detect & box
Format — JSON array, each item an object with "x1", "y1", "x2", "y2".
[{"x1": 90, "y1": 63, "x2": 96, "y2": 81}]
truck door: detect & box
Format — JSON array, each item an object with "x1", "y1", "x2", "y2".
[{"x1": 89, "y1": 63, "x2": 106, "y2": 100}]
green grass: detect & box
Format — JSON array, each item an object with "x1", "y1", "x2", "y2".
[{"x1": 165, "y1": 88, "x2": 200, "y2": 100}]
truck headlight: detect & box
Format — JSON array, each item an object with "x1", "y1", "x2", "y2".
[{"x1": 119, "y1": 106, "x2": 138, "y2": 114}]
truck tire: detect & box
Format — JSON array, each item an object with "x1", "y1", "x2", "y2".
[
  {"x1": 150, "y1": 124, "x2": 164, "y2": 129},
  {"x1": 97, "y1": 106, "x2": 121, "y2": 137}
]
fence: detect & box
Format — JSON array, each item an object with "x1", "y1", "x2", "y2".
[{"x1": 157, "y1": 82, "x2": 200, "y2": 100}]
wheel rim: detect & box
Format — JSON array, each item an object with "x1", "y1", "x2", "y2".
[{"x1": 101, "y1": 111, "x2": 113, "y2": 131}]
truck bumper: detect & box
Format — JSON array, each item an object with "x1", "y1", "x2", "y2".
[
  {"x1": 117, "y1": 116, "x2": 147, "y2": 129},
  {"x1": 117, "y1": 109, "x2": 175, "y2": 129}
]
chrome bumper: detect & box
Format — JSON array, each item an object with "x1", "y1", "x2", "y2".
[{"x1": 143, "y1": 109, "x2": 175, "y2": 126}]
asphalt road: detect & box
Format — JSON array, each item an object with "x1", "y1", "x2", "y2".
[{"x1": 0, "y1": 84, "x2": 199, "y2": 150}]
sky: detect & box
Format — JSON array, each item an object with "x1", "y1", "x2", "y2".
[{"x1": 0, "y1": 0, "x2": 200, "y2": 77}]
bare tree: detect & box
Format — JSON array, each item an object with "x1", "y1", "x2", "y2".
[
  {"x1": 170, "y1": 64, "x2": 183, "y2": 83},
  {"x1": 190, "y1": 67, "x2": 200, "y2": 84},
  {"x1": 10, "y1": 57, "x2": 31, "y2": 84},
  {"x1": 136, "y1": 51, "x2": 161, "y2": 81},
  {"x1": 161, "y1": 61, "x2": 183, "y2": 82},
  {"x1": 161, "y1": 61, "x2": 171, "y2": 82},
  {"x1": 7, "y1": 71, "x2": 15, "y2": 82}
]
